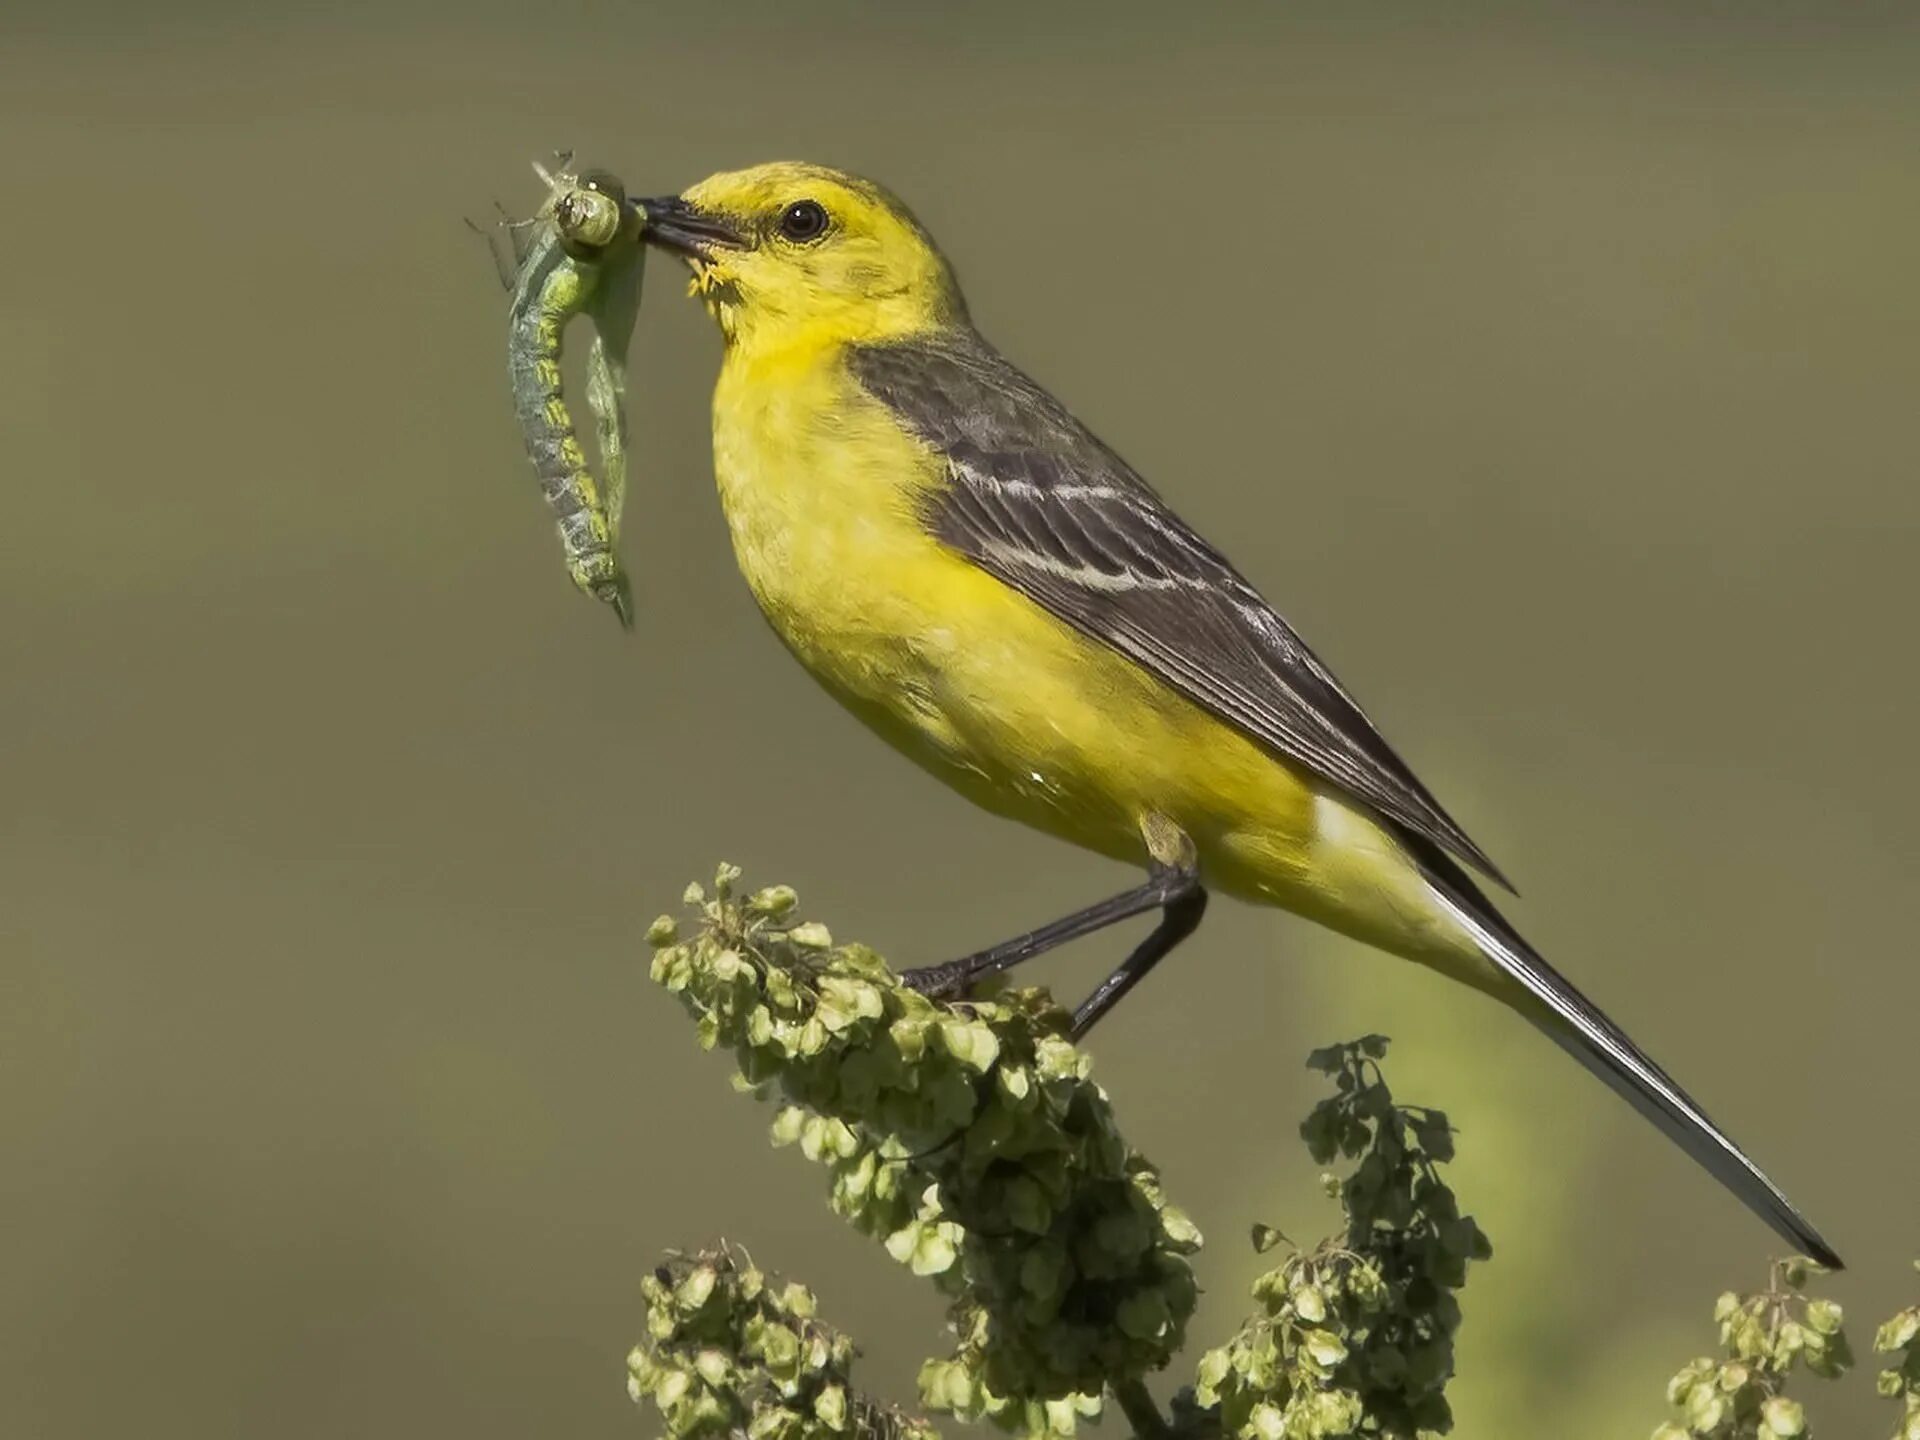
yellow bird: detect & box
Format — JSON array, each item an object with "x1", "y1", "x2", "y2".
[{"x1": 634, "y1": 162, "x2": 1839, "y2": 1268}]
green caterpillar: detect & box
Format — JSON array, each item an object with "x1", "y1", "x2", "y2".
[{"x1": 499, "y1": 161, "x2": 645, "y2": 627}]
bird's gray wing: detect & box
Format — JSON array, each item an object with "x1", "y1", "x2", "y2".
[{"x1": 848, "y1": 333, "x2": 1511, "y2": 889}]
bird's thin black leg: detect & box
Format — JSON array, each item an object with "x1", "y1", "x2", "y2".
[
  {"x1": 901, "y1": 856, "x2": 1204, "y2": 1019},
  {"x1": 1070, "y1": 884, "x2": 1207, "y2": 1038}
]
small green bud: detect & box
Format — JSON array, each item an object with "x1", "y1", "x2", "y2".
[
  {"x1": 937, "y1": 1018, "x2": 1000, "y2": 1072},
  {"x1": 1878, "y1": 1309, "x2": 1920, "y2": 1352},
  {"x1": 1685, "y1": 1382, "x2": 1726, "y2": 1431},
  {"x1": 889, "y1": 1014, "x2": 929, "y2": 1061},
  {"x1": 769, "y1": 1107, "x2": 806, "y2": 1147},
  {"x1": 884, "y1": 1222, "x2": 920, "y2": 1266},
  {"x1": 1805, "y1": 1298, "x2": 1844, "y2": 1335},
  {"x1": 1761, "y1": 1395, "x2": 1805, "y2": 1436},
  {"x1": 814, "y1": 1383, "x2": 848, "y2": 1430},
  {"x1": 795, "y1": 1017, "x2": 829, "y2": 1055},
  {"x1": 1195, "y1": 1347, "x2": 1231, "y2": 1396},
  {"x1": 675, "y1": 1266, "x2": 716, "y2": 1310},
  {"x1": 1667, "y1": 1361, "x2": 1710, "y2": 1405},
  {"x1": 760, "y1": 1321, "x2": 800, "y2": 1374},
  {"x1": 780, "y1": 1281, "x2": 815, "y2": 1317},
  {"x1": 1302, "y1": 1329, "x2": 1348, "y2": 1370},
  {"x1": 1249, "y1": 1402, "x2": 1286, "y2": 1440},
  {"x1": 747, "y1": 1006, "x2": 774, "y2": 1047},
  {"x1": 1033, "y1": 1035, "x2": 1079, "y2": 1079},
  {"x1": 655, "y1": 1366, "x2": 691, "y2": 1406},
  {"x1": 746, "y1": 885, "x2": 799, "y2": 918},
  {"x1": 911, "y1": 1222, "x2": 960, "y2": 1276}
]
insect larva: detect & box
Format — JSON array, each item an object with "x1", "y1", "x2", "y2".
[{"x1": 498, "y1": 161, "x2": 645, "y2": 626}]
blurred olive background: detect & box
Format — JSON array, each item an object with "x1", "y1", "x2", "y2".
[{"x1": 3, "y1": 2, "x2": 1917, "y2": 1435}]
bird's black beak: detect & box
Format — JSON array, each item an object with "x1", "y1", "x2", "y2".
[{"x1": 636, "y1": 196, "x2": 746, "y2": 258}]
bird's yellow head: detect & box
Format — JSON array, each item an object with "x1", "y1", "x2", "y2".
[{"x1": 638, "y1": 162, "x2": 966, "y2": 352}]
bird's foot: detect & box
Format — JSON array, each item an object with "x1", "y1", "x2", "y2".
[{"x1": 897, "y1": 958, "x2": 976, "y2": 1001}]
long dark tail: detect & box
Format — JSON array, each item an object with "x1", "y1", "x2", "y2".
[{"x1": 1404, "y1": 835, "x2": 1842, "y2": 1270}]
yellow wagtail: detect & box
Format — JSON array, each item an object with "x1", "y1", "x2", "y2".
[{"x1": 634, "y1": 162, "x2": 1839, "y2": 1267}]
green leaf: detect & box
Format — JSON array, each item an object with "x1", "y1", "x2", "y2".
[
  {"x1": 1005, "y1": 1175, "x2": 1051, "y2": 1235},
  {"x1": 1019, "y1": 1243, "x2": 1067, "y2": 1300},
  {"x1": 1160, "y1": 1205, "x2": 1202, "y2": 1248},
  {"x1": 1116, "y1": 1290, "x2": 1169, "y2": 1340},
  {"x1": 1305, "y1": 1044, "x2": 1345, "y2": 1075}
]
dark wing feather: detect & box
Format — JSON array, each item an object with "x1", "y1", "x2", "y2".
[{"x1": 850, "y1": 333, "x2": 1512, "y2": 890}]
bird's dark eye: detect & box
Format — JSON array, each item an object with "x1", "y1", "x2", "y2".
[{"x1": 777, "y1": 199, "x2": 829, "y2": 243}]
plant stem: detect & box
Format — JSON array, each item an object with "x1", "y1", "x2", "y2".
[{"x1": 1112, "y1": 1378, "x2": 1169, "y2": 1440}]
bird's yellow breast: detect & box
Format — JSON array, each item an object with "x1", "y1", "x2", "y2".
[
  {"x1": 713, "y1": 343, "x2": 1270, "y2": 852},
  {"x1": 706, "y1": 333, "x2": 1490, "y2": 972}
]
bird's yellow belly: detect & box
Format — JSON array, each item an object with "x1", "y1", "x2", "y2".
[{"x1": 708, "y1": 351, "x2": 1475, "y2": 968}]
